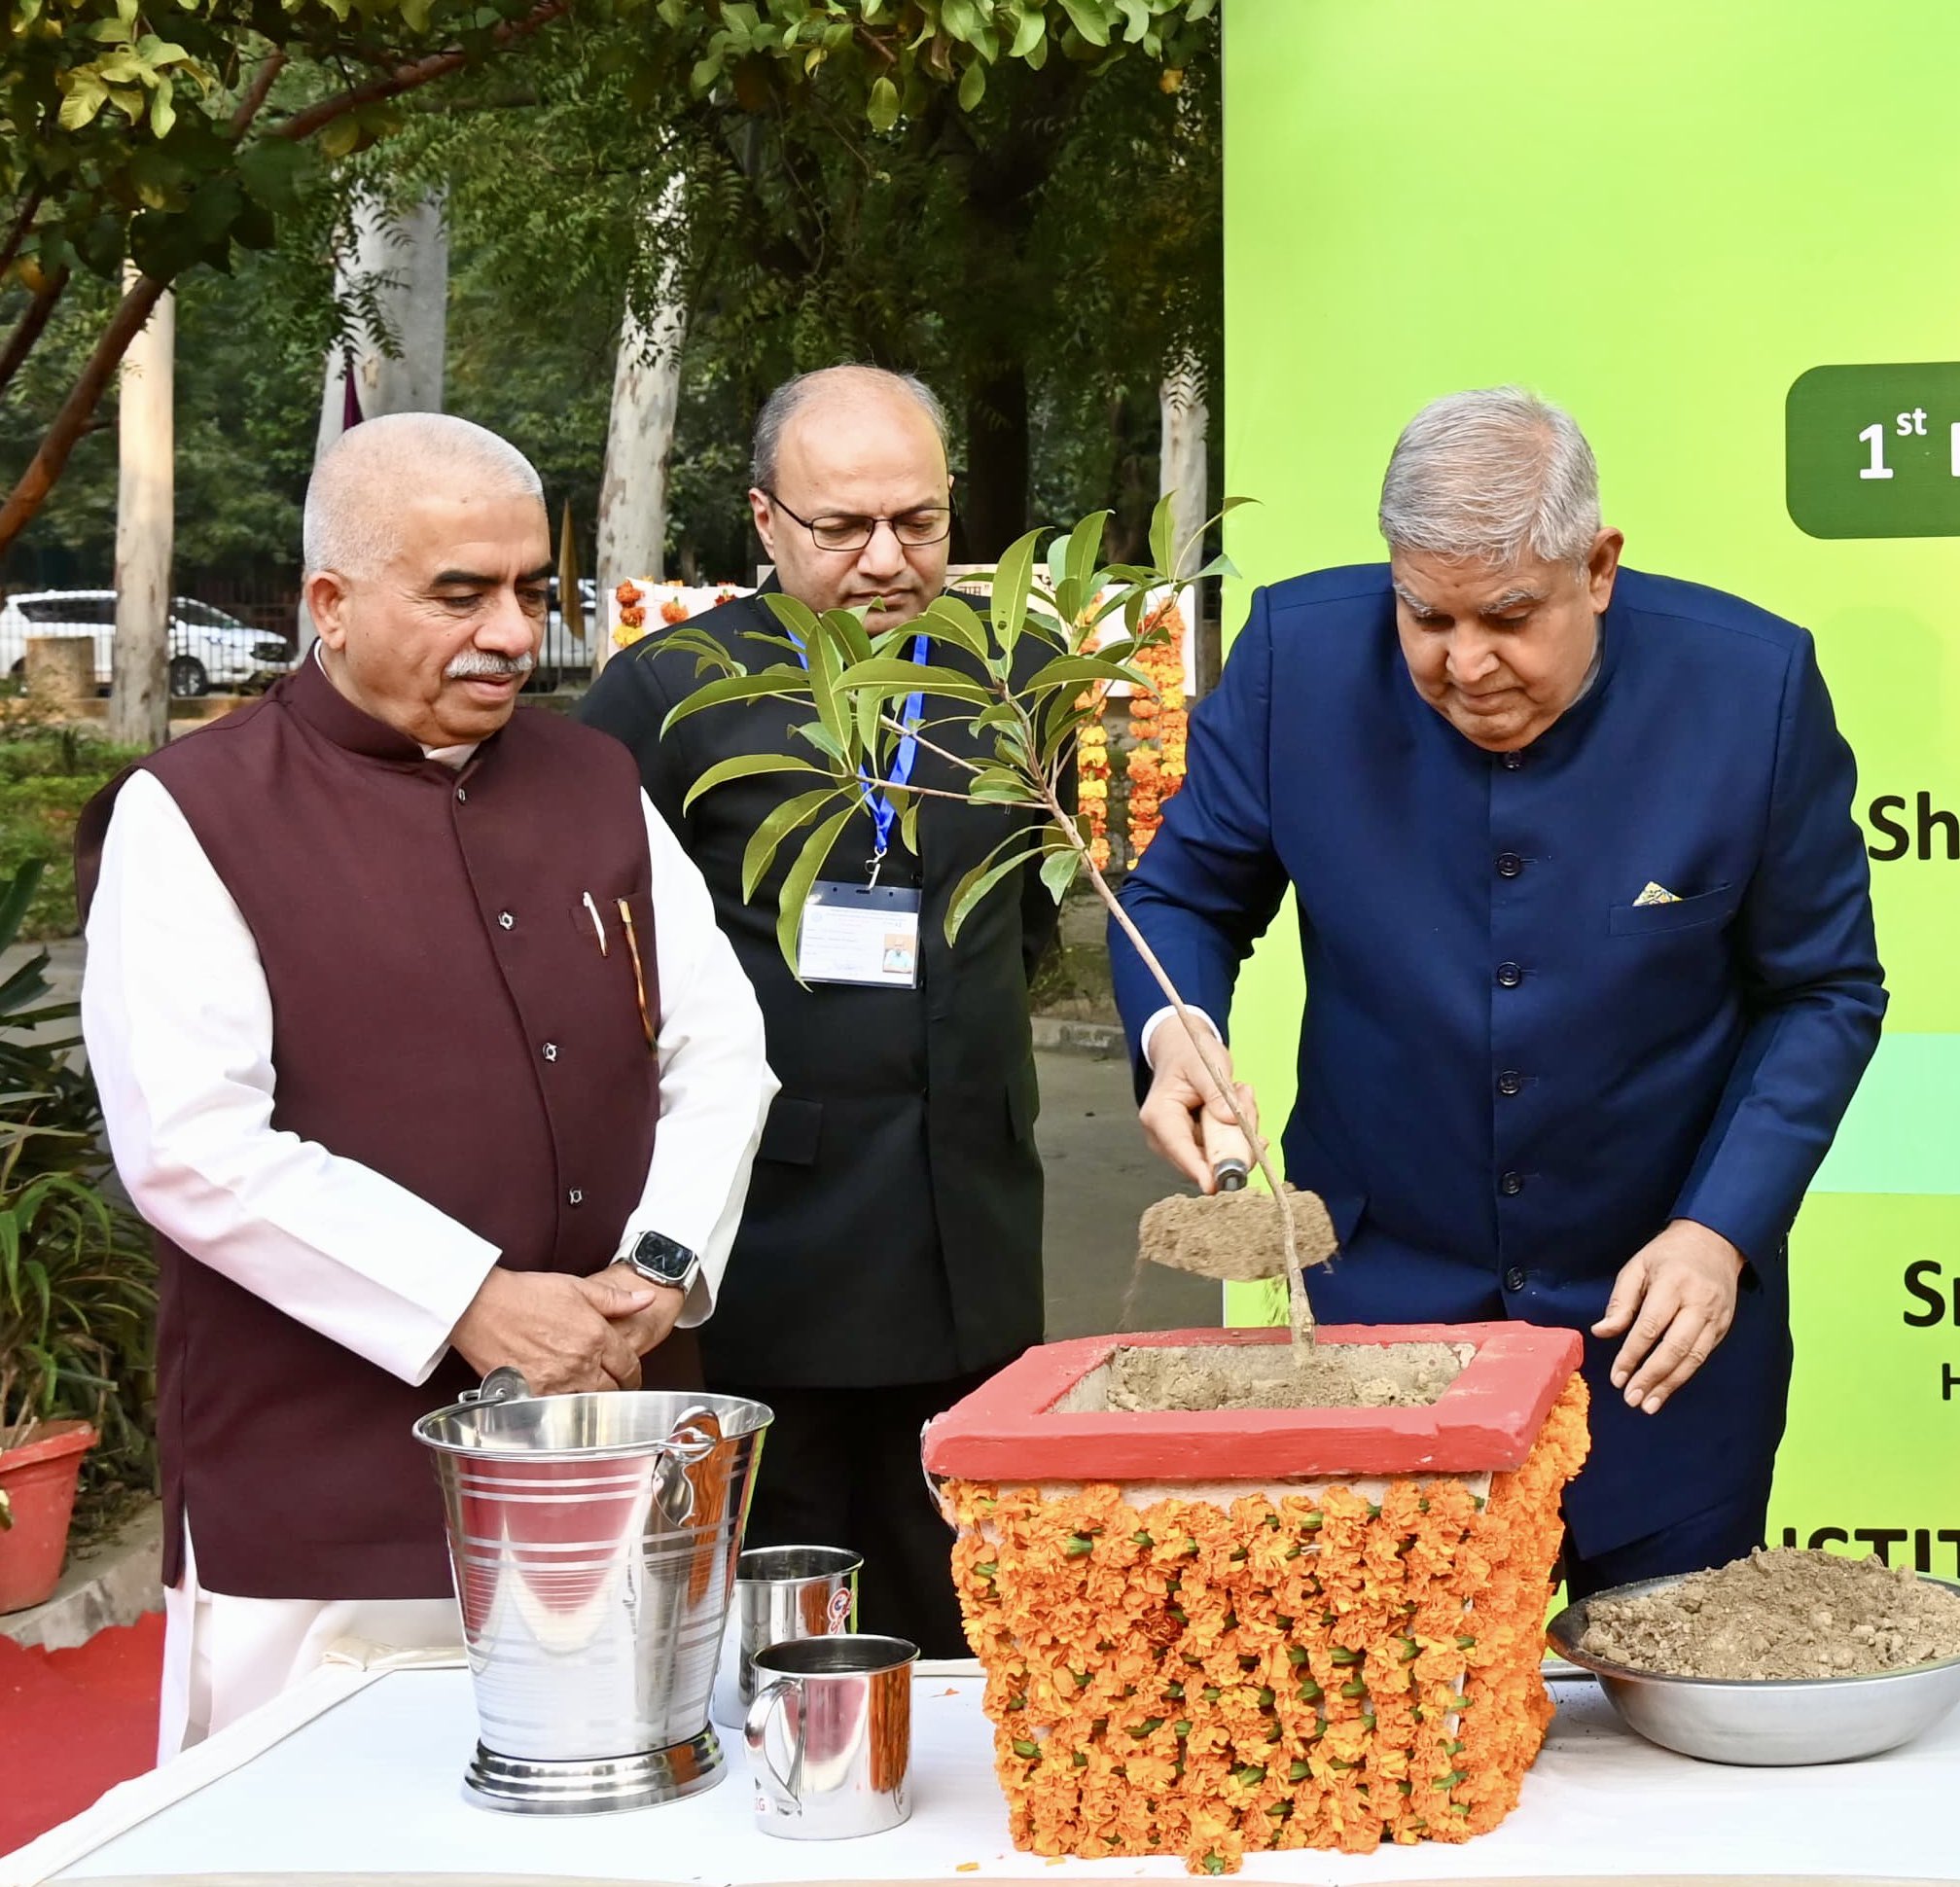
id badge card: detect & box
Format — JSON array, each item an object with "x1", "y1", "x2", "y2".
[{"x1": 799, "y1": 879, "x2": 923, "y2": 988}]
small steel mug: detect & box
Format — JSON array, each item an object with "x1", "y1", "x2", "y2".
[
  {"x1": 711, "y1": 1544, "x2": 862, "y2": 1729},
  {"x1": 744, "y1": 1634, "x2": 917, "y2": 1839}
]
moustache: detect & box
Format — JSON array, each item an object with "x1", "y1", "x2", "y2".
[{"x1": 445, "y1": 651, "x2": 537, "y2": 680}]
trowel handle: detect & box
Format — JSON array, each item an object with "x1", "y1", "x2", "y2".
[{"x1": 1200, "y1": 1111, "x2": 1254, "y2": 1193}]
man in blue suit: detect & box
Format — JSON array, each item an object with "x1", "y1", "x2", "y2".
[{"x1": 1112, "y1": 388, "x2": 1885, "y2": 1597}]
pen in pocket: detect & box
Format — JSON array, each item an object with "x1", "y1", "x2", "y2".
[{"x1": 617, "y1": 897, "x2": 655, "y2": 1051}]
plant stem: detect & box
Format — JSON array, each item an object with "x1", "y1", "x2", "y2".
[
  {"x1": 1016, "y1": 706, "x2": 1313, "y2": 1353},
  {"x1": 878, "y1": 712, "x2": 981, "y2": 776}
]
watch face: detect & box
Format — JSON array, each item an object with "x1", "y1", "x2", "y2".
[{"x1": 632, "y1": 1231, "x2": 697, "y2": 1286}]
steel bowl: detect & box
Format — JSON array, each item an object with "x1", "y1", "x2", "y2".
[{"x1": 1547, "y1": 1572, "x2": 1960, "y2": 1765}]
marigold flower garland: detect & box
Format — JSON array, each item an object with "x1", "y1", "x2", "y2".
[
  {"x1": 946, "y1": 1375, "x2": 1588, "y2": 1872},
  {"x1": 1076, "y1": 685, "x2": 1113, "y2": 872},
  {"x1": 613, "y1": 579, "x2": 648, "y2": 650},
  {"x1": 1125, "y1": 600, "x2": 1190, "y2": 866}
]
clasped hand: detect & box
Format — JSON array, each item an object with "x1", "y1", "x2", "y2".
[{"x1": 450, "y1": 1264, "x2": 687, "y2": 1393}]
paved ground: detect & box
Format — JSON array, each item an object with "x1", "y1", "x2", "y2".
[{"x1": 1033, "y1": 1040, "x2": 1220, "y2": 1337}]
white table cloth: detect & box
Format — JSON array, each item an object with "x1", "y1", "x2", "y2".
[{"x1": 12, "y1": 1657, "x2": 1960, "y2": 1886}]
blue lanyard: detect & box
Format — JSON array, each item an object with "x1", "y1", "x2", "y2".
[{"x1": 793, "y1": 630, "x2": 927, "y2": 877}]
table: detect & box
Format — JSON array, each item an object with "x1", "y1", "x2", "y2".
[{"x1": 10, "y1": 1657, "x2": 1960, "y2": 1887}]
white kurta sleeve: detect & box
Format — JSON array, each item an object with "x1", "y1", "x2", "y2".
[
  {"x1": 82, "y1": 770, "x2": 500, "y2": 1386},
  {"x1": 611, "y1": 791, "x2": 775, "y2": 1326}
]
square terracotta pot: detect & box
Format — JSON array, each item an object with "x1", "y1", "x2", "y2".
[{"x1": 923, "y1": 1325, "x2": 1588, "y2": 1869}]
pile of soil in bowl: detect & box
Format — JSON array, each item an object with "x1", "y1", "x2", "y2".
[
  {"x1": 1099, "y1": 1340, "x2": 1468, "y2": 1412},
  {"x1": 1580, "y1": 1548, "x2": 1960, "y2": 1680}
]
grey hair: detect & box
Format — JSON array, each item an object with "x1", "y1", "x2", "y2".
[
  {"x1": 751, "y1": 365, "x2": 950, "y2": 490},
  {"x1": 303, "y1": 412, "x2": 544, "y2": 579},
  {"x1": 1378, "y1": 387, "x2": 1601, "y2": 569}
]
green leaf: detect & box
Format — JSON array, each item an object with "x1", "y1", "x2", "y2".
[
  {"x1": 957, "y1": 58, "x2": 986, "y2": 111},
  {"x1": 1040, "y1": 847, "x2": 1081, "y2": 903},
  {"x1": 682, "y1": 752, "x2": 831, "y2": 813},
  {"x1": 1009, "y1": 3, "x2": 1045, "y2": 56},
  {"x1": 795, "y1": 720, "x2": 845, "y2": 764},
  {"x1": 57, "y1": 74, "x2": 109, "y2": 131},
  {"x1": 779, "y1": 803, "x2": 858, "y2": 979},
  {"x1": 148, "y1": 74, "x2": 174, "y2": 138},
  {"x1": 1024, "y1": 653, "x2": 1146, "y2": 697},
  {"x1": 237, "y1": 139, "x2": 309, "y2": 215},
  {"x1": 0, "y1": 860, "x2": 45, "y2": 947},
  {"x1": 868, "y1": 74, "x2": 900, "y2": 132},
  {"x1": 944, "y1": 834, "x2": 1036, "y2": 943},
  {"x1": 741, "y1": 787, "x2": 846, "y2": 904},
  {"x1": 659, "y1": 666, "x2": 811, "y2": 735},
  {"x1": 1148, "y1": 490, "x2": 1177, "y2": 582},
  {"x1": 1059, "y1": 0, "x2": 1111, "y2": 47},
  {"x1": 762, "y1": 590, "x2": 821, "y2": 644},
  {"x1": 969, "y1": 767, "x2": 1031, "y2": 803},
  {"x1": 918, "y1": 594, "x2": 990, "y2": 661},
  {"x1": 646, "y1": 626, "x2": 747, "y2": 679},
  {"x1": 988, "y1": 527, "x2": 1043, "y2": 652},
  {"x1": 1063, "y1": 511, "x2": 1110, "y2": 611},
  {"x1": 811, "y1": 604, "x2": 873, "y2": 672},
  {"x1": 835, "y1": 656, "x2": 992, "y2": 705}
]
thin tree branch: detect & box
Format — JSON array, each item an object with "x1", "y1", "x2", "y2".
[
  {"x1": 877, "y1": 710, "x2": 981, "y2": 776},
  {"x1": 0, "y1": 188, "x2": 44, "y2": 283},
  {"x1": 0, "y1": 273, "x2": 166, "y2": 559},
  {"x1": 270, "y1": 0, "x2": 574, "y2": 145},
  {"x1": 0, "y1": 266, "x2": 70, "y2": 401},
  {"x1": 230, "y1": 49, "x2": 289, "y2": 136}
]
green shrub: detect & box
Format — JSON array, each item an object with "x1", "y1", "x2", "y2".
[
  {"x1": 0, "y1": 860, "x2": 156, "y2": 1542},
  {"x1": 0, "y1": 726, "x2": 140, "y2": 940}
]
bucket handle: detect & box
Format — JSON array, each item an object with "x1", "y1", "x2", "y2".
[
  {"x1": 650, "y1": 1405, "x2": 722, "y2": 1527},
  {"x1": 463, "y1": 1366, "x2": 535, "y2": 1406}
]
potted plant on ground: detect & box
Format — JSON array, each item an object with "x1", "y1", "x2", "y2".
[
  {"x1": 0, "y1": 860, "x2": 155, "y2": 1613},
  {"x1": 649, "y1": 509, "x2": 1588, "y2": 1863}
]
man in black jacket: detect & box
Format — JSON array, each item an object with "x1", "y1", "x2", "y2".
[{"x1": 579, "y1": 366, "x2": 1052, "y2": 1654}]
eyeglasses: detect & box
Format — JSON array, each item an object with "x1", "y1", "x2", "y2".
[{"x1": 764, "y1": 491, "x2": 953, "y2": 553}]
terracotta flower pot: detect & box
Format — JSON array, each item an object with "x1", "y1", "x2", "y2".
[
  {"x1": 922, "y1": 1324, "x2": 1589, "y2": 1871},
  {"x1": 0, "y1": 1418, "x2": 97, "y2": 1614}
]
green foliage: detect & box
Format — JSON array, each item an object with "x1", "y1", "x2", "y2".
[
  {"x1": 0, "y1": 859, "x2": 156, "y2": 1536},
  {"x1": 664, "y1": 490, "x2": 1237, "y2": 977}
]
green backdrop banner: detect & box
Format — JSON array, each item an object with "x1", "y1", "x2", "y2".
[{"x1": 1220, "y1": 0, "x2": 1959, "y2": 1569}]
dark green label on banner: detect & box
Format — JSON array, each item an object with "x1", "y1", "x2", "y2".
[{"x1": 1787, "y1": 363, "x2": 1960, "y2": 539}]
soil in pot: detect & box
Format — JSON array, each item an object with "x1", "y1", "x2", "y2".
[
  {"x1": 1068, "y1": 1339, "x2": 1471, "y2": 1412},
  {"x1": 1580, "y1": 1547, "x2": 1960, "y2": 1679}
]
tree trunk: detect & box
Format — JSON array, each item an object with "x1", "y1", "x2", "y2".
[
  {"x1": 593, "y1": 184, "x2": 686, "y2": 673},
  {"x1": 960, "y1": 360, "x2": 1030, "y2": 560},
  {"x1": 315, "y1": 189, "x2": 449, "y2": 456},
  {"x1": 1159, "y1": 356, "x2": 1212, "y2": 691},
  {"x1": 109, "y1": 274, "x2": 174, "y2": 751},
  {"x1": 303, "y1": 189, "x2": 449, "y2": 646}
]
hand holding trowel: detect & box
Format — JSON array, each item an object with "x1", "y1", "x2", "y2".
[{"x1": 1136, "y1": 1102, "x2": 1336, "y2": 1350}]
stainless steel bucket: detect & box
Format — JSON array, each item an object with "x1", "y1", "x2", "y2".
[{"x1": 414, "y1": 1377, "x2": 772, "y2": 1814}]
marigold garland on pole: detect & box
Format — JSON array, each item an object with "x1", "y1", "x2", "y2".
[{"x1": 1126, "y1": 597, "x2": 1191, "y2": 865}]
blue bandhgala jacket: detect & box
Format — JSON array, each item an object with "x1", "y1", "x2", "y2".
[{"x1": 1111, "y1": 564, "x2": 1886, "y2": 1556}]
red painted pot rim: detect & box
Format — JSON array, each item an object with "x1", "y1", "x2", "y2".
[
  {"x1": 0, "y1": 1418, "x2": 98, "y2": 1472},
  {"x1": 922, "y1": 1323, "x2": 1582, "y2": 1480}
]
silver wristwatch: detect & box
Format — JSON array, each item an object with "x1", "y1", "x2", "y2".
[{"x1": 623, "y1": 1229, "x2": 701, "y2": 1296}]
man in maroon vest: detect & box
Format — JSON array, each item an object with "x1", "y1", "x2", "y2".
[{"x1": 78, "y1": 413, "x2": 773, "y2": 1758}]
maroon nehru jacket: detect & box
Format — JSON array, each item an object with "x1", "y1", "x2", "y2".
[{"x1": 76, "y1": 656, "x2": 670, "y2": 1599}]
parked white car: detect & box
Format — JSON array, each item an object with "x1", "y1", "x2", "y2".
[{"x1": 0, "y1": 589, "x2": 297, "y2": 696}]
